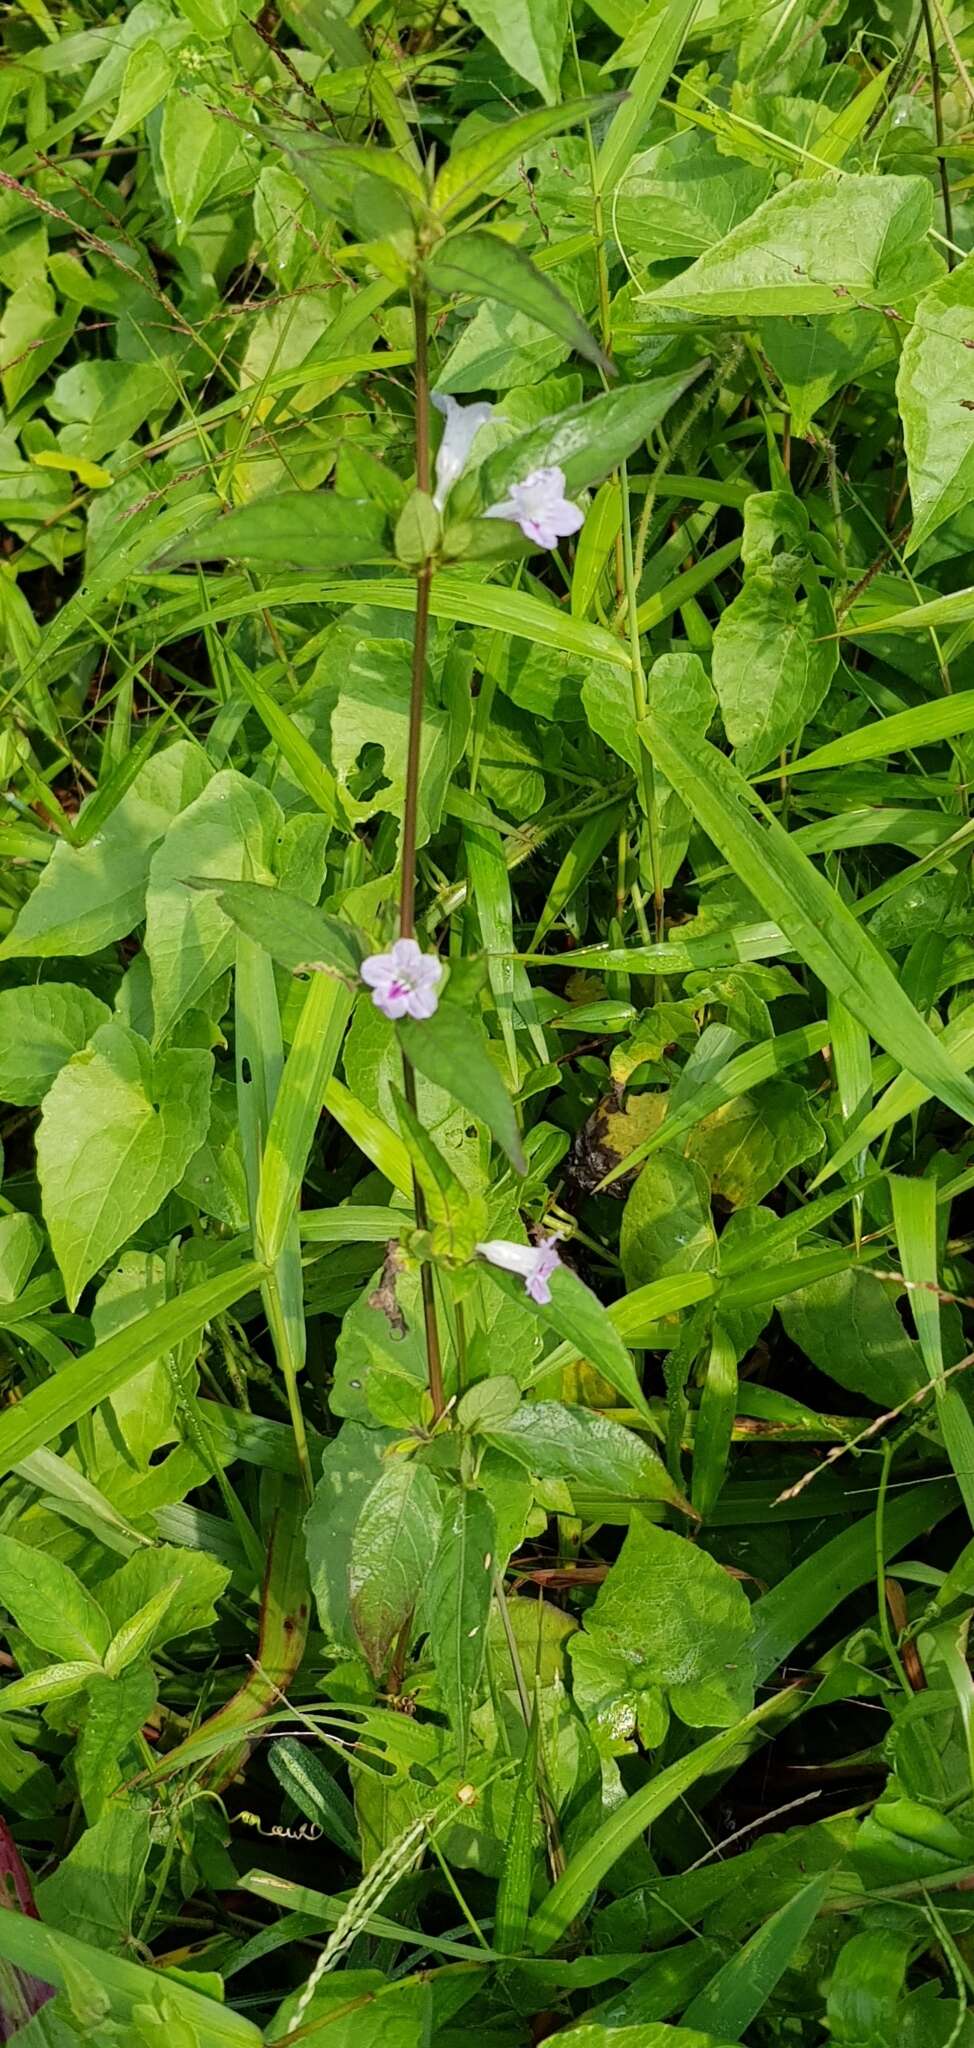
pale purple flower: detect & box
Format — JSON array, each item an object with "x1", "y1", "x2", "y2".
[
  {"x1": 360, "y1": 937, "x2": 442, "y2": 1022},
  {"x1": 477, "y1": 1234, "x2": 563, "y2": 1306},
  {"x1": 484, "y1": 466, "x2": 584, "y2": 550},
  {"x1": 432, "y1": 392, "x2": 493, "y2": 511}
]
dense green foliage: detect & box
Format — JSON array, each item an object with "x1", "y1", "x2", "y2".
[{"x1": 5, "y1": 0, "x2": 974, "y2": 2041}]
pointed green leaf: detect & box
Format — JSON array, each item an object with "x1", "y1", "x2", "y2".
[
  {"x1": 426, "y1": 231, "x2": 611, "y2": 375},
  {"x1": 161, "y1": 492, "x2": 388, "y2": 570},
  {"x1": 399, "y1": 1000, "x2": 525, "y2": 1173},
  {"x1": 349, "y1": 1462, "x2": 442, "y2": 1677},
  {"x1": 427, "y1": 1487, "x2": 496, "y2": 1765}
]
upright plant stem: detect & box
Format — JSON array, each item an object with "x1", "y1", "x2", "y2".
[
  {"x1": 920, "y1": 0, "x2": 956, "y2": 264},
  {"x1": 402, "y1": 276, "x2": 445, "y2": 1422},
  {"x1": 620, "y1": 458, "x2": 665, "y2": 943}
]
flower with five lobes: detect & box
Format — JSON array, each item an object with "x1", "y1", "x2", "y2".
[
  {"x1": 360, "y1": 937, "x2": 442, "y2": 1021},
  {"x1": 484, "y1": 466, "x2": 584, "y2": 550},
  {"x1": 432, "y1": 391, "x2": 493, "y2": 511},
  {"x1": 477, "y1": 1234, "x2": 562, "y2": 1305}
]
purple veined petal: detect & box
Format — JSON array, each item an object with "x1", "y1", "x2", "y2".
[
  {"x1": 360, "y1": 953, "x2": 393, "y2": 989},
  {"x1": 413, "y1": 954, "x2": 444, "y2": 989},
  {"x1": 525, "y1": 1267, "x2": 554, "y2": 1305},
  {"x1": 407, "y1": 980, "x2": 440, "y2": 1020},
  {"x1": 389, "y1": 936, "x2": 426, "y2": 974},
  {"x1": 372, "y1": 982, "x2": 412, "y2": 1021},
  {"x1": 359, "y1": 938, "x2": 442, "y2": 1020}
]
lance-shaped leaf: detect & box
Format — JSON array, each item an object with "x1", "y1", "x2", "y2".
[
  {"x1": 426, "y1": 1487, "x2": 496, "y2": 1765},
  {"x1": 426, "y1": 231, "x2": 611, "y2": 376},
  {"x1": 349, "y1": 1462, "x2": 442, "y2": 1678},
  {"x1": 399, "y1": 1000, "x2": 525, "y2": 1173},
  {"x1": 159, "y1": 492, "x2": 388, "y2": 570},
  {"x1": 473, "y1": 367, "x2": 704, "y2": 513},
  {"x1": 195, "y1": 878, "x2": 365, "y2": 981},
  {"x1": 433, "y1": 96, "x2": 620, "y2": 220}
]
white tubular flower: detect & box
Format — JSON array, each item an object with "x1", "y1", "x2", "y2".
[
  {"x1": 431, "y1": 392, "x2": 494, "y2": 511},
  {"x1": 477, "y1": 1234, "x2": 562, "y2": 1306}
]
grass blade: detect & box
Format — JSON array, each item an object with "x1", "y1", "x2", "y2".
[{"x1": 641, "y1": 712, "x2": 974, "y2": 1124}]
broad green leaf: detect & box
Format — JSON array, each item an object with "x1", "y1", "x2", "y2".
[
  {"x1": 779, "y1": 1260, "x2": 923, "y2": 1408},
  {"x1": 336, "y1": 645, "x2": 469, "y2": 849},
  {"x1": 76, "y1": 1663, "x2": 156, "y2": 1823},
  {"x1": 426, "y1": 1487, "x2": 495, "y2": 1764},
  {"x1": 427, "y1": 232, "x2": 611, "y2": 375},
  {"x1": 0, "y1": 1534, "x2": 110, "y2": 1664},
  {"x1": 483, "y1": 1401, "x2": 690, "y2": 1514},
  {"x1": 712, "y1": 544, "x2": 837, "y2": 773},
  {"x1": 0, "y1": 742, "x2": 209, "y2": 961},
  {"x1": 685, "y1": 1079, "x2": 824, "y2": 1207},
  {"x1": 0, "y1": 987, "x2": 109, "y2": 1114},
  {"x1": 163, "y1": 492, "x2": 387, "y2": 570},
  {"x1": 160, "y1": 90, "x2": 236, "y2": 241},
  {"x1": 569, "y1": 1517, "x2": 756, "y2": 1741},
  {"x1": 682, "y1": 1873, "x2": 830, "y2": 2038},
  {"x1": 36, "y1": 1023, "x2": 212, "y2": 1307},
  {"x1": 0, "y1": 1256, "x2": 263, "y2": 1477},
  {"x1": 641, "y1": 713, "x2": 974, "y2": 1127},
  {"x1": 760, "y1": 306, "x2": 897, "y2": 436},
  {"x1": 898, "y1": 253, "x2": 974, "y2": 555},
  {"x1": 825, "y1": 1929, "x2": 912, "y2": 2048},
  {"x1": 104, "y1": 1583, "x2": 180, "y2": 1675},
  {"x1": 601, "y1": 1024, "x2": 830, "y2": 1188},
  {"x1": 459, "y1": 0, "x2": 568, "y2": 103},
  {"x1": 0, "y1": 281, "x2": 75, "y2": 412},
  {"x1": 621, "y1": 1151, "x2": 716, "y2": 1290},
  {"x1": 399, "y1": 1001, "x2": 525, "y2": 1172},
  {"x1": 434, "y1": 97, "x2": 619, "y2": 219},
  {"x1": 643, "y1": 173, "x2": 940, "y2": 318},
  {"x1": 0, "y1": 1213, "x2": 43, "y2": 1305},
  {"x1": 144, "y1": 769, "x2": 281, "y2": 1043},
  {"x1": 100, "y1": 1547, "x2": 230, "y2": 1650},
  {"x1": 48, "y1": 360, "x2": 172, "y2": 466},
  {"x1": 305, "y1": 1421, "x2": 395, "y2": 1649},
  {"x1": 596, "y1": 0, "x2": 701, "y2": 192},
  {"x1": 36, "y1": 1804, "x2": 151, "y2": 1950},
  {"x1": 104, "y1": 37, "x2": 172, "y2": 142},
  {"x1": 348, "y1": 1461, "x2": 442, "y2": 1677},
  {"x1": 585, "y1": 651, "x2": 714, "y2": 887},
  {"x1": 477, "y1": 369, "x2": 704, "y2": 508},
  {"x1": 615, "y1": 129, "x2": 772, "y2": 262},
  {"x1": 0, "y1": 1660, "x2": 97, "y2": 1716}
]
